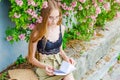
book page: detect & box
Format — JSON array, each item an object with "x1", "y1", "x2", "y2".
[{"x1": 54, "y1": 61, "x2": 76, "y2": 75}]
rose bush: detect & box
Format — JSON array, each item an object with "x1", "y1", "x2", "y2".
[{"x1": 6, "y1": 0, "x2": 120, "y2": 44}]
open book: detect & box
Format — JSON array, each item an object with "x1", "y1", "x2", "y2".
[{"x1": 54, "y1": 61, "x2": 76, "y2": 75}]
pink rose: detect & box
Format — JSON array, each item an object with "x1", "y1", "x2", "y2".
[
  {"x1": 6, "y1": 36, "x2": 13, "y2": 41},
  {"x1": 79, "y1": 5, "x2": 83, "y2": 10},
  {"x1": 79, "y1": 0, "x2": 86, "y2": 3},
  {"x1": 90, "y1": 15, "x2": 97, "y2": 21},
  {"x1": 14, "y1": 13, "x2": 21, "y2": 18},
  {"x1": 15, "y1": 0, "x2": 23, "y2": 7},
  {"x1": 116, "y1": 12, "x2": 120, "y2": 18},
  {"x1": 19, "y1": 34, "x2": 25, "y2": 40},
  {"x1": 26, "y1": 8, "x2": 33, "y2": 15},
  {"x1": 96, "y1": 7, "x2": 101, "y2": 14},
  {"x1": 115, "y1": 0, "x2": 120, "y2": 3},
  {"x1": 94, "y1": 3, "x2": 98, "y2": 7},
  {"x1": 71, "y1": 1, "x2": 77, "y2": 8},
  {"x1": 28, "y1": 24, "x2": 35, "y2": 30},
  {"x1": 42, "y1": 1, "x2": 48, "y2": 9},
  {"x1": 36, "y1": 16, "x2": 43, "y2": 23},
  {"x1": 98, "y1": 0, "x2": 104, "y2": 3},
  {"x1": 103, "y1": 2, "x2": 111, "y2": 11},
  {"x1": 66, "y1": 7, "x2": 73, "y2": 11},
  {"x1": 26, "y1": 9, "x2": 38, "y2": 18},
  {"x1": 31, "y1": 10, "x2": 37, "y2": 18},
  {"x1": 61, "y1": 3, "x2": 68, "y2": 10},
  {"x1": 27, "y1": 0, "x2": 37, "y2": 6}
]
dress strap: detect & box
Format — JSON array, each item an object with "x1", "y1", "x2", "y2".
[{"x1": 59, "y1": 25, "x2": 62, "y2": 35}]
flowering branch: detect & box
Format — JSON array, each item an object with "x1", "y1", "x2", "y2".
[{"x1": 6, "y1": 0, "x2": 120, "y2": 44}]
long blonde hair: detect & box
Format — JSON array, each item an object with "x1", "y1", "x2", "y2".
[{"x1": 30, "y1": 0, "x2": 62, "y2": 43}]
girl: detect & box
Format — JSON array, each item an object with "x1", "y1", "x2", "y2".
[{"x1": 28, "y1": 0, "x2": 75, "y2": 80}]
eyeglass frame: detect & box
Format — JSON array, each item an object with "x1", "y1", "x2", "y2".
[{"x1": 48, "y1": 15, "x2": 60, "y2": 21}]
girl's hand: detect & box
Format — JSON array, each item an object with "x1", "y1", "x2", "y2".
[
  {"x1": 69, "y1": 58, "x2": 76, "y2": 66},
  {"x1": 45, "y1": 65, "x2": 54, "y2": 76}
]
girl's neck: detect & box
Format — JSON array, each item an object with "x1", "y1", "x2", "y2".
[
  {"x1": 48, "y1": 25, "x2": 59, "y2": 30},
  {"x1": 45, "y1": 25, "x2": 59, "y2": 39},
  {"x1": 49, "y1": 24, "x2": 58, "y2": 27}
]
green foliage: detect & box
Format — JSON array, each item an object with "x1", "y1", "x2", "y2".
[
  {"x1": 95, "y1": 10, "x2": 107, "y2": 27},
  {"x1": 5, "y1": 0, "x2": 120, "y2": 47},
  {"x1": 15, "y1": 55, "x2": 26, "y2": 65},
  {"x1": 6, "y1": 0, "x2": 45, "y2": 43},
  {"x1": 62, "y1": 32, "x2": 68, "y2": 49},
  {"x1": 0, "y1": 72, "x2": 8, "y2": 80},
  {"x1": 117, "y1": 53, "x2": 120, "y2": 61}
]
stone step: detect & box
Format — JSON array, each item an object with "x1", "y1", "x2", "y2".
[
  {"x1": 64, "y1": 18, "x2": 120, "y2": 80},
  {"x1": 81, "y1": 39, "x2": 120, "y2": 80},
  {"x1": 101, "y1": 62, "x2": 120, "y2": 80}
]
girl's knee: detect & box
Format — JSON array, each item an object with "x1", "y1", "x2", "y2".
[{"x1": 63, "y1": 73, "x2": 75, "y2": 80}]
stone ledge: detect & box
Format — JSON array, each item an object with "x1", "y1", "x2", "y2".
[
  {"x1": 8, "y1": 69, "x2": 38, "y2": 80},
  {"x1": 81, "y1": 38, "x2": 120, "y2": 80},
  {"x1": 64, "y1": 18, "x2": 120, "y2": 80}
]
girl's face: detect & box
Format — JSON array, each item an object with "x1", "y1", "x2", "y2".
[{"x1": 48, "y1": 9, "x2": 60, "y2": 26}]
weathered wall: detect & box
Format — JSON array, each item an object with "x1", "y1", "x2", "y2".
[{"x1": 0, "y1": 0, "x2": 28, "y2": 72}]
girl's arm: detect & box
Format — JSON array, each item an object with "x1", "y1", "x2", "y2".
[
  {"x1": 28, "y1": 40, "x2": 55, "y2": 75},
  {"x1": 60, "y1": 24, "x2": 76, "y2": 65},
  {"x1": 59, "y1": 46, "x2": 70, "y2": 62},
  {"x1": 28, "y1": 35, "x2": 46, "y2": 69},
  {"x1": 60, "y1": 45, "x2": 76, "y2": 65},
  {"x1": 60, "y1": 24, "x2": 70, "y2": 62}
]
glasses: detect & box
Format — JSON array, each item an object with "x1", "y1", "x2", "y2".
[{"x1": 48, "y1": 15, "x2": 60, "y2": 21}]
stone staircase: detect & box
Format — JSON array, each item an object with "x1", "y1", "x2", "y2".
[
  {"x1": 64, "y1": 18, "x2": 120, "y2": 80},
  {"x1": 82, "y1": 38, "x2": 120, "y2": 80}
]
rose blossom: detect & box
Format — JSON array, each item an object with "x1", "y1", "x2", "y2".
[
  {"x1": 6, "y1": 36, "x2": 13, "y2": 41},
  {"x1": 79, "y1": 0, "x2": 86, "y2": 3},
  {"x1": 26, "y1": 9, "x2": 33, "y2": 15},
  {"x1": 27, "y1": 0, "x2": 37, "y2": 6},
  {"x1": 90, "y1": 15, "x2": 97, "y2": 21},
  {"x1": 71, "y1": 1, "x2": 77, "y2": 8},
  {"x1": 14, "y1": 13, "x2": 21, "y2": 18},
  {"x1": 36, "y1": 16, "x2": 43, "y2": 23},
  {"x1": 103, "y1": 2, "x2": 111, "y2": 11},
  {"x1": 98, "y1": 0, "x2": 104, "y2": 3},
  {"x1": 28, "y1": 24, "x2": 35, "y2": 30},
  {"x1": 79, "y1": 5, "x2": 83, "y2": 10},
  {"x1": 66, "y1": 7, "x2": 73, "y2": 11},
  {"x1": 15, "y1": 0, "x2": 23, "y2": 7},
  {"x1": 115, "y1": 12, "x2": 120, "y2": 18},
  {"x1": 96, "y1": 7, "x2": 101, "y2": 14},
  {"x1": 26, "y1": 9, "x2": 38, "y2": 18},
  {"x1": 114, "y1": 0, "x2": 120, "y2": 3},
  {"x1": 19, "y1": 34, "x2": 25, "y2": 40},
  {"x1": 42, "y1": 1, "x2": 48, "y2": 8},
  {"x1": 94, "y1": 3, "x2": 98, "y2": 7}
]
